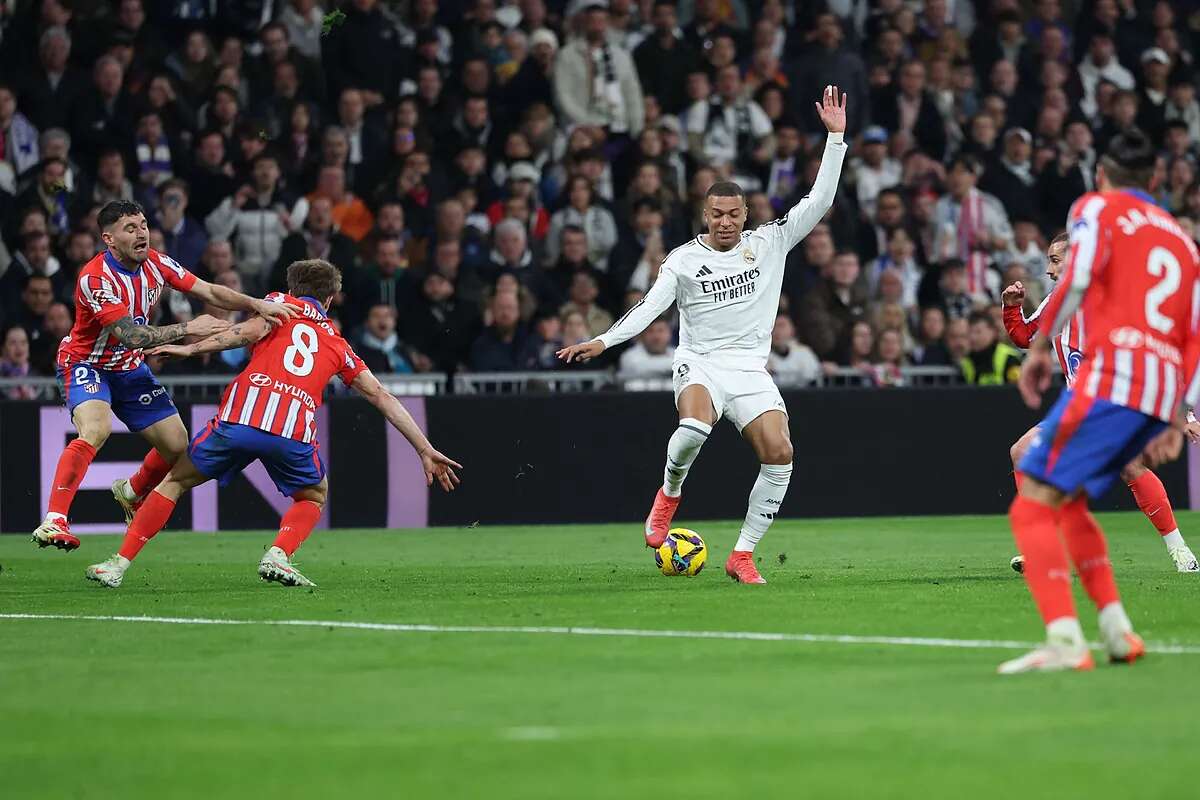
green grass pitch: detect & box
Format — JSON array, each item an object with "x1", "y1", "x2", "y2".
[{"x1": 2, "y1": 513, "x2": 1198, "y2": 799}]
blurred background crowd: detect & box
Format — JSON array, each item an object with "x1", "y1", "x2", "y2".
[{"x1": 0, "y1": 0, "x2": 1198, "y2": 395}]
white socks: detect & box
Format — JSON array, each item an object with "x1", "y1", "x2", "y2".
[
  {"x1": 734, "y1": 463, "x2": 792, "y2": 553},
  {"x1": 662, "y1": 418, "x2": 711, "y2": 497},
  {"x1": 1162, "y1": 529, "x2": 1184, "y2": 550}
]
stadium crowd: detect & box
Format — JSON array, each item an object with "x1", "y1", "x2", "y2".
[{"x1": 1, "y1": 0, "x2": 1199, "y2": 395}]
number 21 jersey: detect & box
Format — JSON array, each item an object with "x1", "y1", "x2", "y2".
[{"x1": 216, "y1": 294, "x2": 367, "y2": 443}]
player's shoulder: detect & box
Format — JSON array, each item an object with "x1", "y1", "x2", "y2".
[
  {"x1": 146, "y1": 248, "x2": 192, "y2": 279},
  {"x1": 661, "y1": 238, "x2": 706, "y2": 270}
]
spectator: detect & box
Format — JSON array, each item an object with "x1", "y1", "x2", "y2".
[
  {"x1": 553, "y1": 0, "x2": 646, "y2": 143},
  {"x1": 310, "y1": 165, "x2": 373, "y2": 242},
  {"x1": 17, "y1": 26, "x2": 87, "y2": 135},
  {"x1": 1077, "y1": 27, "x2": 1134, "y2": 120},
  {"x1": 2, "y1": 240, "x2": 65, "y2": 315},
  {"x1": 320, "y1": 0, "x2": 406, "y2": 106},
  {"x1": 271, "y1": 196, "x2": 358, "y2": 292},
  {"x1": 1136, "y1": 48, "x2": 1171, "y2": 144},
  {"x1": 206, "y1": 153, "x2": 307, "y2": 293},
  {"x1": 155, "y1": 179, "x2": 208, "y2": 270},
  {"x1": 0, "y1": 82, "x2": 40, "y2": 180},
  {"x1": 961, "y1": 311, "x2": 1021, "y2": 385},
  {"x1": 63, "y1": 228, "x2": 99, "y2": 273},
  {"x1": 347, "y1": 236, "x2": 415, "y2": 332},
  {"x1": 634, "y1": 1, "x2": 701, "y2": 116},
  {"x1": 865, "y1": 230, "x2": 921, "y2": 312},
  {"x1": 30, "y1": 301, "x2": 72, "y2": 375},
  {"x1": 618, "y1": 316, "x2": 675, "y2": 378},
  {"x1": 799, "y1": 251, "x2": 868, "y2": 361},
  {"x1": 469, "y1": 290, "x2": 533, "y2": 371},
  {"x1": 0, "y1": 326, "x2": 38, "y2": 399},
  {"x1": 546, "y1": 224, "x2": 602, "y2": 307},
  {"x1": 932, "y1": 155, "x2": 1012, "y2": 301},
  {"x1": 789, "y1": 12, "x2": 869, "y2": 137},
  {"x1": 403, "y1": 268, "x2": 481, "y2": 373},
  {"x1": 919, "y1": 258, "x2": 974, "y2": 322},
  {"x1": 852, "y1": 126, "x2": 901, "y2": 220},
  {"x1": 944, "y1": 315, "x2": 970, "y2": 365},
  {"x1": 355, "y1": 304, "x2": 414, "y2": 374},
  {"x1": 767, "y1": 313, "x2": 820, "y2": 387},
  {"x1": 524, "y1": 310, "x2": 564, "y2": 370},
  {"x1": 876, "y1": 60, "x2": 947, "y2": 161},
  {"x1": 1165, "y1": 79, "x2": 1200, "y2": 143},
  {"x1": 279, "y1": 0, "x2": 327, "y2": 62},
  {"x1": 71, "y1": 56, "x2": 135, "y2": 169},
  {"x1": 685, "y1": 65, "x2": 773, "y2": 190},
  {"x1": 545, "y1": 175, "x2": 619, "y2": 270},
  {"x1": 912, "y1": 306, "x2": 952, "y2": 366},
  {"x1": 559, "y1": 269, "x2": 615, "y2": 338},
  {"x1": 979, "y1": 127, "x2": 1035, "y2": 219},
  {"x1": 90, "y1": 149, "x2": 135, "y2": 206},
  {"x1": 17, "y1": 157, "x2": 79, "y2": 238},
  {"x1": 187, "y1": 129, "x2": 238, "y2": 220}
]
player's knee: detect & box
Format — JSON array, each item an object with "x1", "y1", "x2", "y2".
[
  {"x1": 294, "y1": 486, "x2": 327, "y2": 507},
  {"x1": 763, "y1": 440, "x2": 793, "y2": 465},
  {"x1": 75, "y1": 419, "x2": 111, "y2": 449},
  {"x1": 1120, "y1": 462, "x2": 1144, "y2": 484}
]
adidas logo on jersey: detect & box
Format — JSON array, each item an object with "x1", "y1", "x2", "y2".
[{"x1": 695, "y1": 265, "x2": 713, "y2": 278}]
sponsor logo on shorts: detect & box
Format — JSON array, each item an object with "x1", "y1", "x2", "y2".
[
  {"x1": 249, "y1": 372, "x2": 273, "y2": 387},
  {"x1": 137, "y1": 386, "x2": 168, "y2": 405}
]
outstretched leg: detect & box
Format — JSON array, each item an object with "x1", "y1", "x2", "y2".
[
  {"x1": 645, "y1": 385, "x2": 716, "y2": 548},
  {"x1": 1122, "y1": 459, "x2": 1198, "y2": 573},
  {"x1": 34, "y1": 400, "x2": 111, "y2": 551},
  {"x1": 259, "y1": 481, "x2": 329, "y2": 588}
]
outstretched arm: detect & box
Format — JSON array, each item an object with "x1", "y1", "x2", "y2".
[
  {"x1": 351, "y1": 369, "x2": 462, "y2": 491},
  {"x1": 776, "y1": 85, "x2": 849, "y2": 250},
  {"x1": 559, "y1": 261, "x2": 680, "y2": 363},
  {"x1": 188, "y1": 278, "x2": 302, "y2": 326},
  {"x1": 147, "y1": 316, "x2": 273, "y2": 358},
  {"x1": 1001, "y1": 281, "x2": 1042, "y2": 347},
  {"x1": 106, "y1": 313, "x2": 231, "y2": 349}
]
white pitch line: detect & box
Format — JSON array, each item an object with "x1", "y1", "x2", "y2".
[{"x1": 2, "y1": 613, "x2": 1199, "y2": 655}]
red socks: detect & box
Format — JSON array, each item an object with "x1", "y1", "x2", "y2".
[
  {"x1": 1009, "y1": 496, "x2": 1076, "y2": 624},
  {"x1": 1126, "y1": 469, "x2": 1178, "y2": 536},
  {"x1": 130, "y1": 448, "x2": 173, "y2": 497},
  {"x1": 47, "y1": 439, "x2": 98, "y2": 519},
  {"x1": 1060, "y1": 496, "x2": 1121, "y2": 611},
  {"x1": 118, "y1": 491, "x2": 177, "y2": 561},
  {"x1": 273, "y1": 500, "x2": 322, "y2": 556}
]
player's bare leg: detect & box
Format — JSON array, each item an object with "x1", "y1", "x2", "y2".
[
  {"x1": 34, "y1": 400, "x2": 112, "y2": 551},
  {"x1": 112, "y1": 414, "x2": 189, "y2": 524},
  {"x1": 1007, "y1": 426, "x2": 1040, "y2": 574},
  {"x1": 646, "y1": 385, "x2": 716, "y2": 548},
  {"x1": 1000, "y1": 476, "x2": 1142, "y2": 673},
  {"x1": 86, "y1": 456, "x2": 208, "y2": 588},
  {"x1": 259, "y1": 481, "x2": 328, "y2": 588},
  {"x1": 1120, "y1": 459, "x2": 1197, "y2": 573},
  {"x1": 725, "y1": 410, "x2": 793, "y2": 585}
]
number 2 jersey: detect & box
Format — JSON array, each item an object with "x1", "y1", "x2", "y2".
[
  {"x1": 1038, "y1": 189, "x2": 1200, "y2": 421},
  {"x1": 216, "y1": 294, "x2": 367, "y2": 443}
]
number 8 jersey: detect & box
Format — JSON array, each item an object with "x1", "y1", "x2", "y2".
[
  {"x1": 1039, "y1": 189, "x2": 1200, "y2": 422},
  {"x1": 216, "y1": 293, "x2": 367, "y2": 443}
]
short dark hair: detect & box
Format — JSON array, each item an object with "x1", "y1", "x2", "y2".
[
  {"x1": 1049, "y1": 231, "x2": 1070, "y2": 248},
  {"x1": 705, "y1": 180, "x2": 745, "y2": 201},
  {"x1": 287, "y1": 259, "x2": 342, "y2": 299},
  {"x1": 1101, "y1": 129, "x2": 1157, "y2": 189},
  {"x1": 98, "y1": 200, "x2": 147, "y2": 230},
  {"x1": 949, "y1": 153, "x2": 980, "y2": 175},
  {"x1": 968, "y1": 310, "x2": 992, "y2": 327}
]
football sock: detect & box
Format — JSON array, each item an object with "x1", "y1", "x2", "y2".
[
  {"x1": 734, "y1": 463, "x2": 792, "y2": 553},
  {"x1": 129, "y1": 448, "x2": 173, "y2": 497},
  {"x1": 1009, "y1": 496, "x2": 1076, "y2": 627},
  {"x1": 273, "y1": 500, "x2": 322, "y2": 556},
  {"x1": 662, "y1": 418, "x2": 711, "y2": 497},
  {"x1": 1125, "y1": 470, "x2": 1181, "y2": 542},
  {"x1": 118, "y1": 490, "x2": 177, "y2": 561},
  {"x1": 1060, "y1": 496, "x2": 1120, "y2": 611},
  {"x1": 47, "y1": 439, "x2": 98, "y2": 520}
]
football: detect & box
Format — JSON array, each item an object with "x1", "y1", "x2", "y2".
[{"x1": 654, "y1": 529, "x2": 708, "y2": 576}]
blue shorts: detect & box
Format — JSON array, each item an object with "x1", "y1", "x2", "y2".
[
  {"x1": 188, "y1": 420, "x2": 325, "y2": 498},
  {"x1": 58, "y1": 362, "x2": 178, "y2": 432},
  {"x1": 1018, "y1": 390, "x2": 1166, "y2": 499}
]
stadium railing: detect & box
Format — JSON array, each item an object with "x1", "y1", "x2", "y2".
[{"x1": 0, "y1": 374, "x2": 448, "y2": 402}]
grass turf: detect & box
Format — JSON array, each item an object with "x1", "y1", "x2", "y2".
[{"x1": 2, "y1": 513, "x2": 1199, "y2": 800}]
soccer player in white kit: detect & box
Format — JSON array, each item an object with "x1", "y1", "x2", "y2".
[{"x1": 558, "y1": 86, "x2": 848, "y2": 583}]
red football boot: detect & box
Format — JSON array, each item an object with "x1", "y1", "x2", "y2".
[
  {"x1": 31, "y1": 517, "x2": 81, "y2": 551},
  {"x1": 725, "y1": 550, "x2": 766, "y2": 584},
  {"x1": 644, "y1": 489, "x2": 681, "y2": 548}
]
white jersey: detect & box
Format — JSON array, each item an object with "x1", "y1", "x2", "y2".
[{"x1": 597, "y1": 133, "x2": 848, "y2": 368}]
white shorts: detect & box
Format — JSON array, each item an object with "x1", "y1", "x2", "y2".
[{"x1": 671, "y1": 357, "x2": 787, "y2": 432}]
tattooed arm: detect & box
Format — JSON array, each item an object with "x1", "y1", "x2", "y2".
[
  {"x1": 105, "y1": 313, "x2": 231, "y2": 349},
  {"x1": 146, "y1": 317, "x2": 273, "y2": 358}
]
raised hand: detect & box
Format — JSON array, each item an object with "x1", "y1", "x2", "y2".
[
  {"x1": 253, "y1": 298, "x2": 303, "y2": 326},
  {"x1": 1002, "y1": 281, "x2": 1026, "y2": 307},
  {"x1": 814, "y1": 85, "x2": 847, "y2": 134},
  {"x1": 188, "y1": 314, "x2": 234, "y2": 337}
]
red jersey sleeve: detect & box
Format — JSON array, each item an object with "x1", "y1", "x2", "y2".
[
  {"x1": 80, "y1": 273, "x2": 131, "y2": 327},
  {"x1": 1002, "y1": 304, "x2": 1039, "y2": 347},
  {"x1": 337, "y1": 343, "x2": 368, "y2": 386},
  {"x1": 150, "y1": 250, "x2": 198, "y2": 292}
]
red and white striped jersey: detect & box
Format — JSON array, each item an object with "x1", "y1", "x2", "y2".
[
  {"x1": 216, "y1": 294, "x2": 367, "y2": 443},
  {"x1": 1039, "y1": 190, "x2": 1200, "y2": 421},
  {"x1": 58, "y1": 248, "x2": 198, "y2": 371},
  {"x1": 1002, "y1": 288, "x2": 1085, "y2": 385}
]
